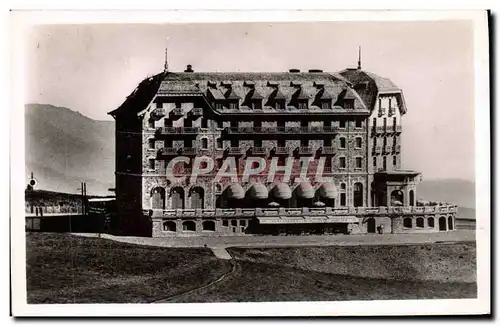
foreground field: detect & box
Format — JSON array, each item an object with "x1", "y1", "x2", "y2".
[
  {"x1": 26, "y1": 233, "x2": 476, "y2": 304},
  {"x1": 26, "y1": 233, "x2": 232, "y2": 303},
  {"x1": 171, "y1": 243, "x2": 476, "y2": 302}
]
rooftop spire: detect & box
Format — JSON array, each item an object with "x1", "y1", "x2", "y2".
[
  {"x1": 164, "y1": 47, "x2": 169, "y2": 72},
  {"x1": 357, "y1": 46, "x2": 362, "y2": 70}
]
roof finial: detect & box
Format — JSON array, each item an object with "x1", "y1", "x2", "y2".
[
  {"x1": 164, "y1": 47, "x2": 169, "y2": 72},
  {"x1": 357, "y1": 46, "x2": 362, "y2": 70}
]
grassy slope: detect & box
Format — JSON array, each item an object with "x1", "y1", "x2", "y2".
[
  {"x1": 176, "y1": 260, "x2": 476, "y2": 303},
  {"x1": 229, "y1": 244, "x2": 476, "y2": 283},
  {"x1": 26, "y1": 233, "x2": 232, "y2": 303},
  {"x1": 175, "y1": 244, "x2": 476, "y2": 303}
]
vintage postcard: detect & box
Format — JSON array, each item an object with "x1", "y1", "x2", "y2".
[{"x1": 10, "y1": 10, "x2": 490, "y2": 317}]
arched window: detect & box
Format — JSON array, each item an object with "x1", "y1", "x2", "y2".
[
  {"x1": 148, "y1": 138, "x2": 155, "y2": 149},
  {"x1": 403, "y1": 218, "x2": 412, "y2": 228},
  {"x1": 151, "y1": 187, "x2": 166, "y2": 209},
  {"x1": 367, "y1": 218, "x2": 376, "y2": 233},
  {"x1": 215, "y1": 183, "x2": 222, "y2": 193},
  {"x1": 163, "y1": 221, "x2": 176, "y2": 232},
  {"x1": 353, "y1": 182, "x2": 363, "y2": 207},
  {"x1": 202, "y1": 220, "x2": 216, "y2": 231},
  {"x1": 428, "y1": 217, "x2": 435, "y2": 228},
  {"x1": 216, "y1": 138, "x2": 223, "y2": 149},
  {"x1": 340, "y1": 183, "x2": 347, "y2": 206},
  {"x1": 448, "y1": 216, "x2": 454, "y2": 230},
  {"x1": 148, "y1": 158, "x2": 155, "y2": 170},
  {"x1": 416, "y1": 217, "x2": 424, "y2": 228},
  {"x1": 201, "y1": 138, "x2": 208, "y2": 149},
  {"x1": 182, "y1": 221, "x2": 196, "y2": 231},
  {"x1": 339, "y1": 137, "x2": 346, "y2": 149},
  {"x1": 190, "y1": 186, "x2": 204, "y2": 209},
  {"x1": 355, "y1": 157, "x2": 362, "y2": 169},
  {"x1": 439, "y1": 217, "x2": 447, "y2": 231},
  {"x1": 409, "y1": 190, "x2": 415, "y2": 206},
  {"x1": 390, "y1": 190, "x2": 404, "y2": 206},
  {"x1": 355, "y1": 137, "x2": 362, "y2": 148},
  {"x1": 170, "y1": 187, "x2": 185, "y2": 209}
]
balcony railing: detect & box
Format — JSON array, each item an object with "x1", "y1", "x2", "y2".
[
  {"x1": 373, "y1": 146, "x2": 382, "y2": 154},
  {"x1": 180, "y1": 147, "x2": 197, "y2": 155},
  {"x1": 394, "y1": 145, "x2": 401, "y2": 153},
  {"x1": 188, "y1": 107, "x2": 203, "y2": 118},
  {"x1": 375, "y1": 126, "x2": 385, "y2": 134},
  {"x1": 395, "y1": 125, "x2": 402, "y2": 133},
  {"x1": 226, "y1": 147, "x2": 243, "y2": 155},
  {"x1": 150, "y1": 108, "x2": 166, "y2": 119},
  {"x1": 156, "y1": 127, "x2": 200, "y2": 135},
  {"x1": 225, "y1": 126, "x2": 338, "y2": 135},
  {"x1": 158, "y1": 147, "x2": 179, "y2": 156},
  {"x1": 320, "y1": 146, "x2": 336, "y2": 155},
  {"x1": 384, "y1": 145, "x2": 392, "y2": 153},
  {"x1": 251, "y1": 147, "x2": 268, "y2": 155},
  {"x1": 170, "y1": 107, "x2": 183, "y2": 116},
  {"x1": 298, "y1": 146, "x2": 313, "y2": 155},
  {"x1": 154, "y1": 204, "x2": 458, "y2": 219},
  {"x1": 274, "y1": 147, "x2": 290, "y2": 155}
]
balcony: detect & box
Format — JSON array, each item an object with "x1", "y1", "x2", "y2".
[
  {"x1": 226, "y1": 147, "x2": 243, "y2": 155},
  {"x1": 298, "y1": 146, "x2": 313, "y2": 155},
  {"x1": 154, "y1": 204, "x2": 459, "y2": 219},
  {"x1": 150, "y1": 108, "x2": 166, "y2": 120},
  {"x1": 170, "y1": 107, "x2": 183, "y2": 117},
  {"x1": 395, "y1": 125, "x2": 402, "y2": 133},
  {"x1": 156, "y1": 127, "x2": 200, "y2": 135},
  {"x1": 225, "y1": 126, "x2": 338, "y2": 135},
  {"x1": 375, "y1": 126, "x2": 385, "y2": 134},
  {"x1": 188, "y1": 107, "x2": 203, "y2": 118},
  {"x1": 320, "y1": 146, "x2": 336, "y2": 155},
  {"x1": 384, "y1": 145, "x2": 392, "y2": 153},
  {"x1": 158, "y1": 147, "x2": 179, "y2": 156},
  {"x1": 394, "y1": 145, "x2": 401, "y2": 153},
  {"x1": 274, "y1": 147, "x2": 290, "y2": 155},
  {"x1": 251, "y1": 147, "x2": 268, "y2": 155},
  {"x1": 373, "y1": 146, "x2": 382, "y2": 154},
  {"x1": 180, "y1": 147, "x2": 197, "y2": 155}
]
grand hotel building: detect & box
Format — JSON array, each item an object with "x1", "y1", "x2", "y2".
[{"x1": 109, "y1": 62, "x2": 457, "y2": 237}]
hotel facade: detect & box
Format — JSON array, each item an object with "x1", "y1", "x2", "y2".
[{"x1": 109, "y1": 62, "x2": 457, "y2": 237}]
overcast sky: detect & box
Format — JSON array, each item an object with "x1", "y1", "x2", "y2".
[{"x1": 25, "y1": 21, "x2": 475, "y2": 181}]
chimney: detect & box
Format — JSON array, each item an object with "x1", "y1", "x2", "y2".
[
  {"x1": 184, "y1": 64, "x2": 194, "y2": 73},
  {"x1": 289, "y1": 69, "x2": 300, "y2": 73}
]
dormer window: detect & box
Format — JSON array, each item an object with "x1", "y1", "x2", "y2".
[
  {"x1": 275, "y1": 99, "x2": 285, "y2": 110},
  {"x1": 298, "y1": 100, "x2": 308, "y2": 110},
  {"x1": 344, "y1": 99, "x2": 354, "y2": 110},
  {"x1": 321, "y1": 100, "x2": 331, "y2": 110},
  {"x1": 251, "y1": 100, "x2": 262, "y2": 110},
  {"x1": 229, "y1": 101, "x2": 238, "y2": 110}
]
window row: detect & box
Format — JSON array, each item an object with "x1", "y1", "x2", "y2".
[
  {"x1": 148, "y1": 137, "x2": 365, "y2": 150},
  {"x1": 373, "y1": 155, "x2": 398, "y2": 170},
  {"x1": 373, "y1": 135, "x2": 400, "y2": 147},
  {"x1": 210, "y1": 98, "x2": 354, "y2": 111},
  {"x1": 148, "y1": 118, "x2": 366, "y2": 129},
  {"x1": 147, "y1": 156, "x2": 364, "y2": 171},
  {"x1": 402, "y1": 216, "x2": 454, "y2": 231}
]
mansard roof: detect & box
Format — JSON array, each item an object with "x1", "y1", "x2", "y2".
[
  {"x1": 110, "y1": 69, "x2": 400, "y2": 117},
  {"x1": 339, "y1": 68, "x2": 406, "y2": 114}
]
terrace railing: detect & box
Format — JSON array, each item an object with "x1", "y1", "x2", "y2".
[{"x1": 154, "y1": 204, "x2": 458, "y2": 218}]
